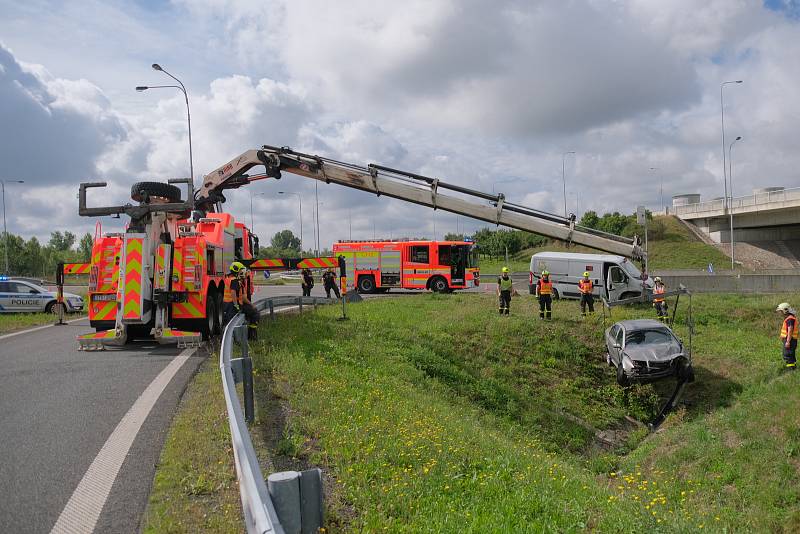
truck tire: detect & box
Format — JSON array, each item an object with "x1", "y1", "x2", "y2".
[
  {"x1": 429, "y1": 276, "x2": 449, "y2": 293},
  {"x1": 213, "y1": 291, "x2": 224, "y2": 335},
  {"x1": 357, "y1": 275, "x2": 376, "y2": 293},
  {"x1": 131, "y1": 181, "x2": 182, "y2": 203}
]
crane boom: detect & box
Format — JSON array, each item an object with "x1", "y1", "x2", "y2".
[{"x1": 197, "y1": 145, "x2": 645, "y2": 261}]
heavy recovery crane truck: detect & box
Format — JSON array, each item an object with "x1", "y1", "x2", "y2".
[{"x1": 76, "y1": 144, "x2": 644, "y2": 350}]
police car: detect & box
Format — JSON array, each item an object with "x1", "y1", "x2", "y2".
[{"x1": 0, "y1": 277, "x2": 84, "y2": 314}]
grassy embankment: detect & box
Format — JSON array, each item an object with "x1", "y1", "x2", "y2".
[
  {"x1": 214, "y1": 291, "x2": 796, "y2": 532},
  {"x1": 480, "y1": 215, "x2": 730, "y2": 274},
  {"x1": 0, "y1": 312, "x2": 84, "y2": 335}
]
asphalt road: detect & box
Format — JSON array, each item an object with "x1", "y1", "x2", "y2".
[{"x1": 0, "y1": 318, "x2": 206, "y2": 534}]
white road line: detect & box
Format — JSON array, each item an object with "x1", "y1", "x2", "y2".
[
  {"x1": 0, "y1": 316, "x2": 86, "y2": 341},
  {"x1": 50, "y1": 348, "x2": 195, "y2": 534}
]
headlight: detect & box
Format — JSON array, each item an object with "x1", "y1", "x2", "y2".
[{"x1": 622, "y1": 355, "x2": 634, "y2": 371}]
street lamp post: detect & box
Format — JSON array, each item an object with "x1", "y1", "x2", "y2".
[
  {"x1": 136, "y1": 63, "x2": 194, "y2": 195},
  {"x1": 249, "y1": 192, "x2": 267, "y2": 236},
  {"x1": 314, "y1": 182, "x2": 320, "y2": 256},
  {"x1": 562, "y1": 151, "x2": 575, "y2": 218},
  {"x1": 649, "y1": 167, "x2": 663, "y2": 213},
  {"x1": 720, "y1": 80, "x2": 743, "y2": 213},
  {"x1": 728, "y1": 136, "x2": 742, "y2": 270},
  {"x1": 1, "y1": 180, "x2": 25, "y2": 275},
  {"x1": 278, "y1": 192, "x2": 303, "y2": 252}
]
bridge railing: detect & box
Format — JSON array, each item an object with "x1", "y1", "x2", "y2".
[
  {"x1": 673, "y1": 186, "x2": 800, "y2": 217},
  {"x1": 220, "y1": 295, "x2": 332, "y2": 534}
]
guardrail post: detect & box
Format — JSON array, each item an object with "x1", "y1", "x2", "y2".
[
  {"x1": 241, "y1": 327, "x2": 255, "y2": 424},
  {"x1": 299, "y1": 468, "x2": 324, "y2": 534},
  {"x1": 298, "y1": 296, "x2": 303, "y2": 313},
  {"x1": 269, "y1": 299, "x2": 275, "y2": 320},
  {"x1": 268, "y1": 471, "x2": 302, "y2": 534}
]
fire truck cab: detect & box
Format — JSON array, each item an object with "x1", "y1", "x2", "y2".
[{"x1": 333, "y1": 240, "x2": 479, "y2": 293}]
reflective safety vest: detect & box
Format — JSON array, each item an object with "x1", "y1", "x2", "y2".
[
  {"x1": 653, "y1": 285, "x2": 665, "y2": 303},
  {"x1": 223, "y1": 275, "x2": 238, "y2": 304},
  {"x1": 538, "y1": 279, "x2": 552, "y2": 295},
  {"x1": 578, "y1": 279, "x2": 593, "y2": 294},
  {"x1": 781, "y1": 314, "x2": 798, "y2": 340},
  {"x1": 498, "y1": 276, "x2": 513, "y2": 291}
]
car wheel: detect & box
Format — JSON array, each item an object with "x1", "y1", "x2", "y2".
[
  {"x1": 430, "y1": 276, "x2": 449, "y2": 293},
  {"x1": 616, "y1": 363, "x2": 629, "y2": 387},
  {"x1": 552, "y1": 288, "x2": 560, "y2": 300},
  {"x1": 45, "y1": 301, "x2": 65, "y2": 315},
  {"x1": 357, "y1": 275, "x2": 376, "y2": 293}
]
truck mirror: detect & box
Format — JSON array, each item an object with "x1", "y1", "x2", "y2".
[{"x1": 338, "y1": 255, "x2": 346, "y2": 277}]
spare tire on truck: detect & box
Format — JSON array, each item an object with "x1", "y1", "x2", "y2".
[{"x1": 131, "y1": 182, "x2": 182, "y2": 203}]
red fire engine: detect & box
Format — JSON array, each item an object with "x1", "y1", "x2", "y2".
[{"x1": 333, "y1": 240, "x2": 479, "y2": 293}]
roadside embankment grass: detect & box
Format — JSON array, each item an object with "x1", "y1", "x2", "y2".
[
  {"x1": 0, "y1": 312, "x2": 83, "y2": 335},
  {"x1": 142, "y1": 357, "x2": 242, "y2": 533},
  {"x1": 249, "y1": 291, "x2": 800, "y2": 531},
  {"x1": 480, "y1": 215, "x2": 730, "y2": 274}
]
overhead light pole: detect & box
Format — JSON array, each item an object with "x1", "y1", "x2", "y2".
[
  {"x1": 720, "y1": 80, "x2": 743, "y2": 213},
  {"x1": 249, "y1": 191, "x2": 267, "y2": 236},
  {"x1": 649, "y1": 167, "x2": 663, "y2": 212},
  {"x1": 728, "y1": 136, "x2": 742, "y2": 270},
  {"x1": 136, "y1": 63, "x2": 194, "y2": 192},
  {"x1": 1, "y1": 179, "x2": 25, "y2": 275},
  {"x1": 562, "y1": 151, "x2": 575, "y2": 217},
  {"x1": 278, "y1": 191, "x2": 303, "y2": 252}
]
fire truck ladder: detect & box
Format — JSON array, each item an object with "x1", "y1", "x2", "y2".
[{"x1": 196, "y1": 146, "x2": 646, "y2": 261}]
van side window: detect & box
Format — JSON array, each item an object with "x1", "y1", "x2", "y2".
[
  {"x1": 610, "y1": 267, "x2": 626, "y2": 284},
  {"x1": 410, "y1": 245, "x2": 429, "y2": 263}
]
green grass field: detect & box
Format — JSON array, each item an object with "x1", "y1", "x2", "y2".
[
  {"x1": 480, "y1": 215, "x2": 730, "y2": 274},
  {"x1": 207, "y1": 292, "x2": 797, "y2": 532}
]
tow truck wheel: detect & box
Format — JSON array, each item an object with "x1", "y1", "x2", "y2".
[
  {"x1": 131, "y1": 181, "x2": 182, "y2": 203},
  {"x1": 357, "y1": 275, "x2": 376, "y2": 293},
  {"x1": 430, "y1": 276, "x2": 449, "y2": 293},
  {"x1": 213, "y1": 291, "x2": 223, "y2": 335}
]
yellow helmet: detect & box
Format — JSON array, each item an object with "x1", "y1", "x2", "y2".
[
  {"x1": 541, "y1": 270, "x2": 550, "y2": 277},
  {"x1": 583, "y1": 271, "x2": 590, "y2": 278},
  {"x1": 501, "y1": 267, "x2": 510, "y2": 273},
  {"x1": 229, "y1": 261, "x2": 245, "y2": 274}
]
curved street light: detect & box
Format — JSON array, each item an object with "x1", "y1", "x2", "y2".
[
  {"x1": 136, "y1": 63, "x2": 194, "y2": 196},
  {"x1": 720, "y1": 80, "x2": 743, "y2": 212},
  {"x1": 278, "y1": 192, "x2": 303, "y2": 252},
  {"x1": 728, "y1": 136, "x2": 742, "y2": 270}
]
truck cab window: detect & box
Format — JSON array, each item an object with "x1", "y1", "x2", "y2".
[{"x1": 410, "y1": 245, "x2": 429, "y2": 263}]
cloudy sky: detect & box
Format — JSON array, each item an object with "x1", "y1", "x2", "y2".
[{"x1": 1, "y1": 0, "x2": 799, "y2": 249}]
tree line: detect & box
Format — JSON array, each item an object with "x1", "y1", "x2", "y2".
[{"x1": 0, "y1": 231, "x2": 93, "y2": 278}]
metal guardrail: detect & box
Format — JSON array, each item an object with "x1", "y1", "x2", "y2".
[{"x1": 220, "y1": 296, "x2": 333, "y2": 534}]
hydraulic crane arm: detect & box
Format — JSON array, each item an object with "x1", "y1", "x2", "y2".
[{"x1": 197, "y1": 145, "x2": 645, "y2": 261}]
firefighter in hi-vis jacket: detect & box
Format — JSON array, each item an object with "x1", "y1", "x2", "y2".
[
  {"x1": 497, "y1": 267, "x2": 513, "y2": 315},
  {"x1": 578, "y1": 271, "x2": 594, "y2": 317},
  {"x1": 535, "y1": 270, "x2": 553, "y2": 320},
  {"x1": 777, "y1": 302, "x2": 798, "y2": 370}
]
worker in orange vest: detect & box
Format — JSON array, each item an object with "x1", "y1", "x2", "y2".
[
  {"x1": 535, "y1": 270, "x2": 553, "y2": 320},
  {"x1": 653, "y1": 276, "x2": 667, "y2": 322},
  {"x1": 578, "y1": 271, "x2": 594, "y2": 317},
  {"x1": 777, "y1": 302, "x2": 798, "y2": 369}
]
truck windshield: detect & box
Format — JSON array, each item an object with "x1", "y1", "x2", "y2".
[{"x1": 621, "y1": 260, "x2": 641, "y2": 279}]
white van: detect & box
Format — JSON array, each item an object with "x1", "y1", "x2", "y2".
[{"x1": 529, "y1": 252, "x2": 652, "y2": 301}]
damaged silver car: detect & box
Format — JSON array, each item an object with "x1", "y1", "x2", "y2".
[{"x1": 605, "y1": 319, "x2": 694, "y2": 386}]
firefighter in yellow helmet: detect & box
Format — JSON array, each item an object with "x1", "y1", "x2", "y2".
[
  {"x1": 777, "y1": 302, "x2": 797, "y2": 369},
  {"x1": 578, "y1": 271, "x2": 595, "y2": 317},
  {"x1": 222, "y1": 261, "x2": 246, "y2": 326},
  {"x1": 535, "y1": 269, "x2": 553, "y2": 320},
  {"x1": 497, "y1": 266, "x2": 513, "y2": 315}
]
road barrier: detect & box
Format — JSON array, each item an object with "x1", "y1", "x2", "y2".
[{"x1": 220, "y1": 295, "x2": 334, "y2": 534}]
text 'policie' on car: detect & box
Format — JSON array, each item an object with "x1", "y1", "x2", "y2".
[
  {"x1": 0, "y1": 276, "x2": 83, "y2": 314},
  {"x1": 605, "y1": 319, "x2": 695, "y2": 387}
]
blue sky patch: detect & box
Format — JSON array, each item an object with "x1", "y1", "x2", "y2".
[{"x1": 764, "y1": 0, "x2": 800, "y2": 19}]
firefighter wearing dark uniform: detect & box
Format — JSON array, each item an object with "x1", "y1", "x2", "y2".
[
  {"x1": 578, "y1": 271, "x2": 594, "y2": 317},
  {"x1": 238, "y1": 266, "x2": 261, "y2": 340},
  {"x1": 323, "y1": 268, "x2": 341, "y2": 299},
  {"x1": 653, "y1": 277, "x2": 667, "y2": 322},
  {"x1": 222, "y1": 262, "x2": 245, "y2": 326},
  {"x1": 497, "y1": 267, "x2": 513, "y2": 315},
  {"x1": 535, "y1": 270, "x2": 553, "y2": 320},
  {"x1": 777, "y1": 302, "x2": 797, "y2": 369}
]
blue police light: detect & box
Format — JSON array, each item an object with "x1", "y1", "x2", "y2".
[
  {"x1": 262, "y1": 270, "x2": 271, "y2": 280},
  {"x1": 464, "y1": 236, "x2": 473, "y2": 242},
  {"x1": 0, "y1": 275, "x2": 8, "y2": 281}
]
